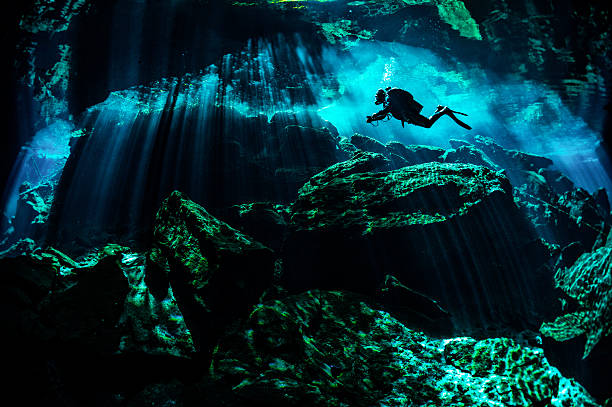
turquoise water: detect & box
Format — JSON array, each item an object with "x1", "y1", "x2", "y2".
[{"x1": 2, "y1": 35, "x2": 610, "y2": 234}]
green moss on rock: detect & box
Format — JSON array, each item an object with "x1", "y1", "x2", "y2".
[
  {"x1": 150, "y1": 191, "x2": 275, "y2": 352},
  {"x1": 209, "y1": 290, "x2": 599, "y2": 406}
]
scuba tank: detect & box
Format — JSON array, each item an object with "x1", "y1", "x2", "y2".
[{"x1": 386, "y1": 87, "x2": 423, "y2": 114}]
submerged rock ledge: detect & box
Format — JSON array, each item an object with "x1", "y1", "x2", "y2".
[{"x1": 207, "y1": 290, "x2": 598, "y2": 407}]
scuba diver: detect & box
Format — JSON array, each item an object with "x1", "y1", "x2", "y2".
[{"x1": 366, "y1": 87, "x2": 472, "y2": 130}]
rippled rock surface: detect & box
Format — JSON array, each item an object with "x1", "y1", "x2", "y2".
[
  {"x1": 207, "y1": 290, "x2": 599, "y2": 407},
  {"x1": 541, "y1": 243, "x2": 612, "y2": 358}
]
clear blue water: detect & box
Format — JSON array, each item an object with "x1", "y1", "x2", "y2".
[{"x1": 2, "y1": 35, "x2": 610, "y2": 228}]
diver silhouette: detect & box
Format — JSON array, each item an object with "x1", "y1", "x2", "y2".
[{"x1": 366, "y1": 87, "x2": 472, "y2": 130}]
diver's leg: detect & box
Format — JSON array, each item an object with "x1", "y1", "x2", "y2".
[
  {"x1": 415, "y1": 107, "x2": 472, "y2": 130},
  {"x1": 411, "y1": 110, "x2": 446, "y2": 128}
]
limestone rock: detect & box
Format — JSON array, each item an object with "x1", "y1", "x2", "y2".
[
  {"x1": 42, "y1": 244, "x2": 132, "y2": 353},
  {"x1": 207, "y1": 290, "x2": 598, "y2": 406},
  {"x1": 347, "y1": 135, "x2": 445, "y2": 169},
  {"x1": 284, "y1": 161, "x2": 551, "y2": 332},
  {"x1": 149, "y1": 191, "x2": 275, "y2": 353},
  {"x1": 541, "y1": 245, "x2": 612, "y2": 358},
  {"x1": 515, "y1": 182, "x2": 608, "y2": 251}
]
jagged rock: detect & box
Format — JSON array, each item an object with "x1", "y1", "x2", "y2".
[
  {"x1": 2, "y1": 241, "x2": 199, "y2": 406},
  {"x1": 388, "y1": 152, "x2": 410, "y2": 169},
  {"x1": 118, "y1": 251, "x2": 195, "y2": 358},
  {"x1": 0, "y1": 238, "x2": 38, "y2": 258},
  {"x1": 31, "y1": 243, "x2": 194, "y2": 358},
  {"x1": 385, "y1": 141, "x2": 445, "y2": 165},
  {"x1": 348, "y1": 136, "x2": 446, "y2": 169},
  {"x1": 283, "y1": 161, "x2": 551, "y2": 332},
  {"x1": 558, "y1": 189, "x2": 610, "y2": 250},
  {"x1": 350, "y1": 133, "x2": 388, "y2": 155},
  {"x1": 541, "y1": 245, "x2": 612, "y2": 358},
  {"x1": 40, "y1": 244, "x2": 130, "y2": 352},
  {"x1": 441, "y1": 145, "x2": 501, "y2": 170},
  {"x1": 338, "y1": 136, "x2": 358, "y2": 156},
  {"x1": 206, "y1": 290, "x2": 598, "y2": 406},
  {"x1": 148, "y1": 191, "x2": 275, "y2": 353}
]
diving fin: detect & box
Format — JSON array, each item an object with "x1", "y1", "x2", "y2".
[{"x1": 445, "y1": 109, "x2": 472, "y2": 130}]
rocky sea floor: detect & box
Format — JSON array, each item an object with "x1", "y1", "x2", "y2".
[{"x1": 3, "y1": 129, "x2": 612, "y2": 406}]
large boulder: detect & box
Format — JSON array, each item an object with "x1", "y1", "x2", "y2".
[
  {"x1": 148, "y1": 191, "x2": 276, "y2": 354},
  {"x1": 282, "y1": 159, "x2": 552, "y2": 332},
  {"x1": 206, "y1": 290, "x2": 598, "y2": 406}
]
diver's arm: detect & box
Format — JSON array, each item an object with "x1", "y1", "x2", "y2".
[{"x1": 366, "y1": 106, "x2": 391, "y2": 123}]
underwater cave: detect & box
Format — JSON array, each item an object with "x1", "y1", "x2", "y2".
[{"x1": 2, "y1": 0, "x2": 612, "y2": 406}]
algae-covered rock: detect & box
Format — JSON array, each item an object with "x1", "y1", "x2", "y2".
[
  {"x1": 150, "y1": 191, "x2": 275, "y2": 352},
  {"x1": 540, "y1": 245, "x2": 612, "y2": 358},
  {"x1": 207, "y1": 290, "x2": 598, "y2": 406},
  {"x1": 284, "y1": 161, "x2": 550, "y2": 331},
  {"x1": 118, "y1": 251, "x2": 195, "y2": 358}
]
